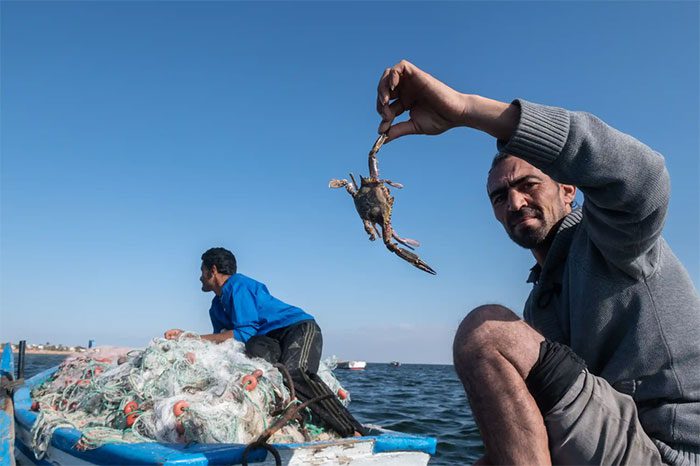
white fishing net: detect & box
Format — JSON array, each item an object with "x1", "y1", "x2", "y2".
[{"x1": 28, "y1": 335, "x2": 352, "y2": 459}]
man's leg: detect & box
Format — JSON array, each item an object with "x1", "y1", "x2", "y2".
[
  {"x1": 454, "y1": 305, "x2": 662, "y2": 466},
  {"x1": 245, "y1": 335, "x2": 282, "y2": 363},
  {"x1": 453, "y1": 304, "x2": 550, "y2": 465},
  {"x1": 276, "y1": 320, "x2": 366, "y2": 437},
  {"x1": 544, "y1": 371, "x2": 664, "y2": 465}
]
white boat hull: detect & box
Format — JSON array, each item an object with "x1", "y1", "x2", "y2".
[{"x1": 337, "y1": 361, "x2": 367, "y2": 370}]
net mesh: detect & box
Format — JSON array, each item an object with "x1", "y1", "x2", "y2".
[{"x1": 29, "y1": 334, "x2": 351, "y2": 459}]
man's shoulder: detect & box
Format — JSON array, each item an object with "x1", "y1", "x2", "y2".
[{"x1": 231, "y1": 273, "x2": 263, "y2": 288}]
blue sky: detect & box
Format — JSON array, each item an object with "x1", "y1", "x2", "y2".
[{"x1": 1, "y1": 1, "x2": 698, "y2": 364}]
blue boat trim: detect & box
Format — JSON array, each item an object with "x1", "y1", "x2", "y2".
[
  {"x1": 2, "y1": 343, "x2": 17, "y2": 466},
  {"x1": 0, "y1": 343, "x2": 13, "y2": 378},
  {"x1": 373, "y1": 433, "x2": 436, "y2": 455},
  {"x1": 1, "y1": 409, "x2": 13, "y2": 466},
  {"x1": 14, "y1": 366, "x2": 437, "y2": 464}
]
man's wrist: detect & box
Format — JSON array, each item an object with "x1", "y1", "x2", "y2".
[
  {"x1": 462, "y1": 95, "x2": 519, "y2": 141},
  {"x1": 460, "y1": 93, "x2": 477, "y2": 128}
]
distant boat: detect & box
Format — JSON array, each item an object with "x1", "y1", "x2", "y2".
[
  {"x1": 336, "y1": 360, "x2": 367, "y2": 370},
  {"x1": 389, "y1": 361, "x2": 401, "y2": 367}
]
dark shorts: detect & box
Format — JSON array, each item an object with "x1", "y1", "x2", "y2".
[{"x1": 528, "y1": 340, "x2": 665, "y2": 465}]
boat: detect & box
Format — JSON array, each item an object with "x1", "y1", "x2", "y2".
[
  {"x1": 389, "y1": 361, "x2": 401, "y2": 367},
  {"x1": 336, "y1": 360, "x2": 367, "y2": 370},
  {"x1": 2, "y1": 344, "x2": 436, "y2": 465}
]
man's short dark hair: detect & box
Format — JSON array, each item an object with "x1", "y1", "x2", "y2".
[
  {"x1": 201, "y1": 247, "x2": 237, "y2": 275},
  {"x1": 489, "y1": 152, "x2": 511, "y2": 174},
  {"x1": 488, "y1": 152, "x2": 578, "y2": 209}
]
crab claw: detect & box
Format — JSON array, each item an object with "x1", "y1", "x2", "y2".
[
  {"x1": 329, "y1": 179, "x2": 347, "y2": 188},
  {"x1": 393, "y1": 247, "x2": 437, "y2": 275}
]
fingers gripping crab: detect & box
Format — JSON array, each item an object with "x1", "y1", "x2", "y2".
[{"x1": 329, "y1": 134, "x2": 436, "y2": 275}]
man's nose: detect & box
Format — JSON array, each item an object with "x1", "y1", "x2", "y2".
[{"x1": 507, "y1": 189, "x2": 527, "y2": 211}]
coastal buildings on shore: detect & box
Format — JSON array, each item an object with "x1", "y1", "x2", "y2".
[{"x1": 4, "y1": 342, "x2": 87, "y2": 353}]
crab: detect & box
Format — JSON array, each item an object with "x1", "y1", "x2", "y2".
[{"x1": 329, "y1": 134, "x2": 436, "y2": 275}]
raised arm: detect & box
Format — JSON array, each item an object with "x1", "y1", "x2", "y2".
[
  {"x1": 376, "y1": 60, "x2": 519, "y2": 142},
  {"x1": 377, "y1": 60, "x2": 670, "y2": 277},
  {"x1": 497, "y1": 100, "x2": 670, "y2": 277}
]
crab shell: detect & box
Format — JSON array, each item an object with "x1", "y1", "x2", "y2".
[{"x1": 352, "y1": 177, "x2": 393, "y2": 224}]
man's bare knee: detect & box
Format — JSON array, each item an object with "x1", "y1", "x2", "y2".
[
  {"x1": 453, "y1": 304, "x2": 543, "y2": 380},
  {"x1": 454, "y1": 304, "x2": 520, "y2": 351}
]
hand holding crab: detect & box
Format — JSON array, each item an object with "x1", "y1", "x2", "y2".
[{"x1": 329, "y1": 134, "x2": 436, "y2": 275}]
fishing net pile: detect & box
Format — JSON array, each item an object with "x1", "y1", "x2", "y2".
[{"x1": 28, "y1": 334, "x2": 351, "y2": 459}]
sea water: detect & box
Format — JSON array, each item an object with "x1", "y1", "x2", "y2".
[{"x1": 16, "y1": 354, "x2": 485, "y2": 465}]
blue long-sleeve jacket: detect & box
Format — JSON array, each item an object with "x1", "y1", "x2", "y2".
[{"x1": 209, "y1": 273, "x2": 314, "y2": 342}]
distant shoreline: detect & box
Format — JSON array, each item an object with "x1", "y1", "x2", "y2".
[{"x1": 8, "y1": 349, "x2": 453, "y2": 365}]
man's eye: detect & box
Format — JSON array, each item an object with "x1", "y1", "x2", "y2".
[{"x1": 492, "y1": 195, "x2": 504, "y2": 205}]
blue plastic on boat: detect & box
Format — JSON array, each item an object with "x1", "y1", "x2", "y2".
[
  {"x1": 2, "y1": 343, "x2": 17, "y2": 466},
  {"x1": 0, "y1": 343, "x2": 13, "y2": 378}
]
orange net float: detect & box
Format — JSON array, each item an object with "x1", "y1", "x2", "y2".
[
  {"x1": 31, "y1": 401, "x2": 40, "y2": 412},
  {"x1": 337, "y1": 389, "x2": 348, "y2": 400},
  {"x1": 126, "y1": 413, "x2": 139, "y2": 428},
  {"x1": 173, "y1": 400, "x2": 189, "y2": 417},
  {"x1": 241, "y1": 369, "x2": 264, "y2": 391},
  {"x1": 123, "y1": 401, "x2": 139, "y2": 414},
  {"x1": 173, "y1": 400, "x2": 190, "y2": 435}
]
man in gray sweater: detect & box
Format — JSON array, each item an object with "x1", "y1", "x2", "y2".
[{"x1": 376, "y1": 60, "x2": 699, "y2": 465}]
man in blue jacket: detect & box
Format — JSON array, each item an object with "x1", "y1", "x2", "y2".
[
  {"x1": 375, "y1": 60, "x2": 699, "y2": 465},
  {"x1": 165, "y1": 247, "x2": 365, "y2": 438}
]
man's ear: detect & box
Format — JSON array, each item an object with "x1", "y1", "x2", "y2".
[
  {"x1": 210, "y1": 265, "x2": 219, "y2": 276},
  {"x1": 561, "y1": 184, "x2": 576, "y2": 206}
]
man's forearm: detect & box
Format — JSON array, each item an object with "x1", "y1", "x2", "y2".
[
  {"x1": 201, "y1": 330, "x2": 234, "y2": 343},
  {"x1": 463, "y1": 95, "x2": 520, "y2": 142}
]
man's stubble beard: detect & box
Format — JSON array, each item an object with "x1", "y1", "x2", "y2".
[{"x1": 507, "y1": 205, "x2": 568, "y2": 250}]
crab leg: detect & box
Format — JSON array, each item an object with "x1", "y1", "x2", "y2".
[
  {"x1": 392, "y1": 232, "x2": 420, "y2": 250},
  {"x1": 363, "y1": 220, "x2": 377, "y2": 241},
  {"x1": 328, "y1": 178, "x2": 357, "y2": 196},
  {"x1": 381, "y1": 219, "x2": 436, "y2": 275},
  {"x1": 349, "y1": 173, "x2": 359, "y2": 191},
  {"x1": 368, "y1": 133, "x2": 388, "y2": 179},
  {"x1": 381, "y1": 179, "x2": 404, "y2": 189}
]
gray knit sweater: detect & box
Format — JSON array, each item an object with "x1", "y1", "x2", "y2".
[{"x1": 498, "y1": 100, "x2": 700, "y2": 465}]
